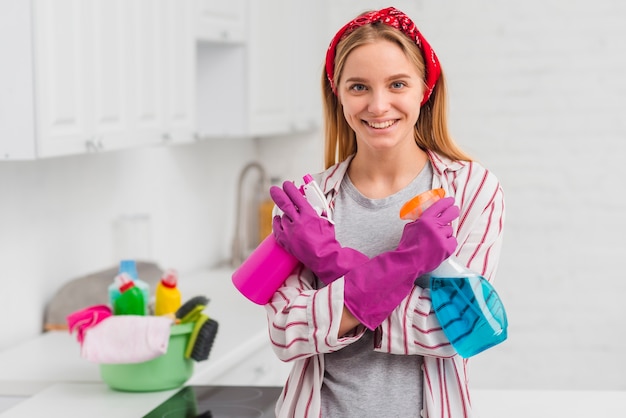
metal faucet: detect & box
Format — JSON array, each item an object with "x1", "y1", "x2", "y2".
[{"x1": 231, "y1": 161, "x2": 269, "y2": 267}]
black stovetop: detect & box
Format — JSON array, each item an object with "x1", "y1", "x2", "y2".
[{"x1": 143, "y1": 385, "x2": 283, "y2": 418}]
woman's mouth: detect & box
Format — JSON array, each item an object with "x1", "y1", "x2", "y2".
[{"x1": 366, "y1": 120, "x2": 396, "y2": 129}]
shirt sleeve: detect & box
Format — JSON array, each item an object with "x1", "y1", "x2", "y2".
[{"x1": 264, "y1": 267, "x2": 365, "y2": 362}]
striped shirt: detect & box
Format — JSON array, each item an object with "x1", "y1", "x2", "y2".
[{"x1": 265, "y1": 151, "x2": 505, "y2": 418}]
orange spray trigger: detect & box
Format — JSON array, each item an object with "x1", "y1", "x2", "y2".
[{"x1": 399, "y1": 188, "x2": 446, "y2": 221}]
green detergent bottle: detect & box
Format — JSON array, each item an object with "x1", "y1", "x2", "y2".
[
  {"x1": 113, "y1": 273, "x2": 146, "y2": 316},
  {"x1": 108, "y1": 260, "x2": 150, "y2": 311}
]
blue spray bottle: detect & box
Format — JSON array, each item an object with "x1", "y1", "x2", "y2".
[{"x1": 400, "y1": 189, "x2": 508, "y2": 358}]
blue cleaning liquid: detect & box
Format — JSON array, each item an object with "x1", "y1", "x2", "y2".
[
  {"x1": 431, "y1": 274, "x2": 507, "y2": 358},
  {"x1": 426, "y1": 257, "x2": 508, "y2": 358}
]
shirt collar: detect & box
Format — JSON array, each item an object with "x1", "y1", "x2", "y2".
[
  {"x1": 318, "y1": 151, "x2": 466, "y2": 195},
  {"x1": 426, "y1": 149, "x2": 468, "y2": 177}
]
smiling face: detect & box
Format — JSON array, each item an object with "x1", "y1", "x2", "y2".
[{"x1": 337, "y1": 39, "x2": 425, "y2": 156}]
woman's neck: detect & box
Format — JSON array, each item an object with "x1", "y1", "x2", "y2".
[{"x1": 347, "y1": 146, "x2": 429, "y2": 199}]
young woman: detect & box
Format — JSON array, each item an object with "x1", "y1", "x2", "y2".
[{"x1": 267, "y1": 7, "x2": 505, "y2": 417}]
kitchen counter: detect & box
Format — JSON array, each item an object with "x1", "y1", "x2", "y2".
[
  {"x1": 0, "y1": 384, "x2": 179, "y2": 417},
  {"x1": 471, "y1": 389, "x2": 626, "y2": 417},
  {"x1": 0, "y1": 268, "x2": 291, "y2": 407},
  {"x1": 2, "y1": 383, "x2": 625, "y2": 417}
]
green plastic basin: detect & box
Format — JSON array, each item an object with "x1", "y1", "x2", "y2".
[{"x1": 100, "y1": 322, "x2": 194, "y2": 392}]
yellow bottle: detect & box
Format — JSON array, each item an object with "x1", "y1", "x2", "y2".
[
  {"x1": 258, "y1": 198, "x2": 274, "y2": 244},
  {"x1": 155, "y1": 269, "x2": 182, "y2": 316}
]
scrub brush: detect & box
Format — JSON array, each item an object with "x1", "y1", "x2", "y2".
[
  {"x1": 185, "y1": 313, "x2": 219, "y2": 361},
  {"x1": 175, "y1": 295, "x2": 209, "y2": 323},
  {"x1": 175, "y1": 295, "x2": 219, "y2": 362}
]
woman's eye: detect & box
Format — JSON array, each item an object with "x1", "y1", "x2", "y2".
[
  {"x1": 349, "y1": 84, "x2": 367, "y2": 92},
  {"x1": 391, "y1": 81, "x2": 406, "y2": 89}
]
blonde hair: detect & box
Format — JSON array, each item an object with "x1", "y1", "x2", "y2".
[{"x1": 322, "y1": 23, "x2": 472, "y2": 169}]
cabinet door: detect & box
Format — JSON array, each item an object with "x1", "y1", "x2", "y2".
[
  {"x1": 195, "y1": 0, "x2": 246, "y2": 44},
  {"x1": 32, "y1": 0, "x2": 92, "y2": 157},
  {"x1": 126, "y1": 0, "x2": 165, "y2": 148},
  {"x1": 90, "y1": 0, "x2": 130, "y2": 151},
  {"x1": 162, "y1": 0, "x2": 196, "y2": 144},
  {"x1": 247, "y1": 0, "x2": 291, "y2": 136},
  {"x1": 287, "y1": 0, "x2": 327, "y2": 132},
  {"x1": 0, "y1": 0, "x2": 36, "y2": 159}
]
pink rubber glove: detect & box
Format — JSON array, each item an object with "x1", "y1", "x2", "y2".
[
  {"x1": 270, "y1": 181, "x2": 369, "y2": 285},
  {"x1": 66, "y1": 304, "x2": 112, "y2": 345},
  {"x1": 344, "y1": 197, "x2": 460, "y2": 330}
]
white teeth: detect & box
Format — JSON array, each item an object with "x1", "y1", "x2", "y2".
[{"x1": 368, "y1": 120, "x2": 395, "y2": 129}]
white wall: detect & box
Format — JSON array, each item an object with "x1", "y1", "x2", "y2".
[
  {"x1": 416, "y1": 1, "x2": 626, "y2": 390},
  {"x1": 1, "y1": 0, "x2": 625, "y2": 392}
]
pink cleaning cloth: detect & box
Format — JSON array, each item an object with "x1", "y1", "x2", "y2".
[
  {"x1": 81, "y1": 315, "x2": 174, "y2": 364},
  {"x1": 66, "y1": 305, "x2": 113, "y2": 344}
]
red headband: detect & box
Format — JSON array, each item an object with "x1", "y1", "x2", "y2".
[{"x1": 325, "y1": 7, "x2": 441, "y2": 107}]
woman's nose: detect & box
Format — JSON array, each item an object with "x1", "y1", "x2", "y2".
[{"x1": 367, "y1": 89, "x2": 391, "y2": 114}]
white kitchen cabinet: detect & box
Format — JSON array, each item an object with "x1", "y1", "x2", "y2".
[
  {"x1": 196, "y1": 0, "x2": 327, "y2": 139},
  {"x1": 123, "y1": 0, "x2": 165, "y2": 150},
  {"x1": 0, "y1": 0, "x2": 195, "y2": 160},
  {"x1": 195, "y1": 0, "x2": 246, "y2": 44},
  {"x1": 246, "y1": 0, "x2": 290, "y2": 136},
  {"x1": 287, "y1": 0, "x2": 328, "y2": 132},
  {"x1": 162, "y1": 0, "x2": 197, "y2": 144},
  {"x1": 30, "y1": 0, "x2": 94, "y2": 157}
]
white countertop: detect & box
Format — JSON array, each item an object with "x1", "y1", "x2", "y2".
[
  {"x1": 2, "y1": 383, "x2": 625, "y2": 418},
  {"x1": 0, "y1": 384, "x2": 178, "y2": 418},
  {"x1": 0, "y1": 267, "x2": 278, "y2": 395}
]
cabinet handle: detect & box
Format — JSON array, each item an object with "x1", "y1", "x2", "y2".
[
  {"x1": 85, "y1": 138, "x2": 97, "y2": 152},
  {"x1": 85, "y1": 137, "x2": 105, "y2": 152}
]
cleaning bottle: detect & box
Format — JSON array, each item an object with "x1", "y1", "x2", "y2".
[
  {"x1": 232, "y1": 174, "x2": 331, "y2": 305},
  {"x1": 108, "y1": 260, "x2": 150, "y2": 310},
  {"x1": 112, "y1": 273, "x2": 146, "y2": 316},
  {"x1": 258, "y1": 187, "x2": 275, "y2": 244},
  {"x1": 257, "y1": 176, "x2": 283, "y2": 244},
  {"x1": 400, "y1": 189, "x2": 508, "y2": 358},
  {"x1": 155, "y1": 269, "x2": 182, "y2": 316}
]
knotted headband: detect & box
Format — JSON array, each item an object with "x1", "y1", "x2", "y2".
[{"x1": 325, "y1": 7, "x2": 441, "y2": 107}]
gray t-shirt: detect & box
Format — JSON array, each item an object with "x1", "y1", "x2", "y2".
[{"x1": 320, "y1": 162, "x2": 433, "y2": 418}]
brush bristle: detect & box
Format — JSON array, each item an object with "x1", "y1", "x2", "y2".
[
  {"x1": 190, "y1": 318, "x2": 219, "y2": 362},
  {"x1": 175, "y1": 295, "x2": 209, "y2": 321}
]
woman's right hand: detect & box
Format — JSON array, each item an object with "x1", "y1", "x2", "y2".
[{"x1": 342, "y1": 196, "x2": 460, "y2": 330}]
